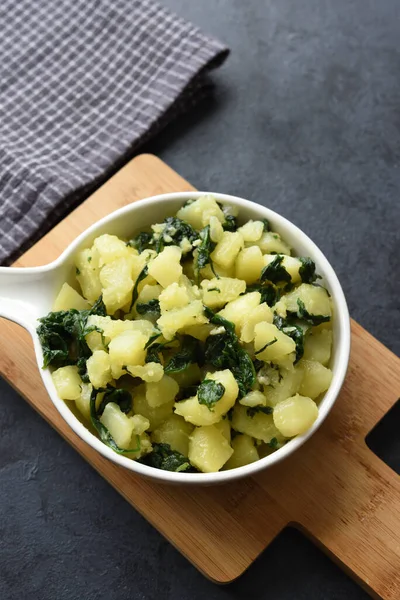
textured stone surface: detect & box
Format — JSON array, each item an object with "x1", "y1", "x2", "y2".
[{"x1": 0, "y1": 0, "x2": 399, "y2": 598}]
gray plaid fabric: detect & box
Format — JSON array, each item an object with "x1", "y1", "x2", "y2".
[{"x1": 0, "y1": 0, "x2": 228, "y2": 264}]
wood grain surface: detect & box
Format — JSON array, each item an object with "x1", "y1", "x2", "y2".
[{"x1": 1, "y1": 154, "x2": 399, "y2": 598}]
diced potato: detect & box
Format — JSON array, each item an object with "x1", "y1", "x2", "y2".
[
  {"x1": 53, "y1": 282, "x2": 90, "y2": 311},
  {"x1": 241, "y1": 303, "x2": 274, "y2": 342},
  {"x1": 87, "y1": 315, "x2": 154, "y2": 344},
  {"x1": 231, "y1": 404, "x2": 285, "y2": 444},
  {"x1": 131, "y1": 414, "x2": 150, "y2": 435},
  {"x1": 209, "y1": 215, "x2": 224, "y2": 242},
  {"x1": 133, "y1": 392, "x2": 174, "y2": 431},
  {"x1": 298, "y1": 360, "x2": 333, "y2": 399},
  {"x1": 93, "y1": 234, "x2": 133, "y2": 265},
  {"x1": 253, "y1": 231, "x2": 291, "y2": 255},
  {"x1": 200, "y1": 262, "x2": 235, "y2": 280},
  {"x1": 303, "y1": 329, "x2": 333, "y2": 365},
  {"x1": 284, "y1": 284, "x2": 332, "y2": 319},
  {"x1": 176, "y1": 195, "x2": 225, "y2": 230},
  {"x1": 123, "y1": 432, "x2": 153, "y2": 459},
  {"x1": 239, "y1": 390, "x2": 267, "y2": 407},
  {"x1": 100, "y1": 402, "x2": 135, "y2": 448},
  {"x1": 136, "y1": 284, "x2": 163, "y2": 305},
  {"x1": 263, "y1": 254, "x2": 302, "y2": 284},
  {"x1": 170, "y1": 363, "x2": 201, "y2": 388},
  {"x1": 211, "y1": 231, "x2": 244, "y2": 269},
  {"x1": 174, "y1": 370, "x2": 239, "y2": 426},
  {"x1": 179, "y1": 275, "x2": 201, "y2": 301},
  {"x1": 151, "y1": 413, "x2": 194, "y2": 456},
  {"x1": 201, "y1": 277, "x2": 246, "y2": 309},
  {"x1": 127, "y1": 362, "x2": 164, "y2": 382},
  {"x1": 146, "y1": 375, "x2": 179, "y2": 408},
  {"x1": 183, "y1": 323, "x2": 214, "y2": 341},
  {"x1": 148, "y1": 246, "x2": 183, "y2": 288},
  {"x1": 75, "y1": 382, "x2": 93, "y2": 421},
  {"x1": 218, "y1": 292, "x2": 261, "y2": 334},
  {"x1": 86, "y1": 350, "x2": 113, "y2": 389},
  {"x1": 108, "y1": 330, "x2": 148, "y2": 379},
  {"x1": 52, "y1": 366, "x2": 82, "y2": 401},
  {"x1": 157, "y1": 300, "x2": 207, "y2": 340},
  {"x1": 254, "y1": 322, "x2": 296, "y2": 361},
  {"x1": 75, "y1": 247, "x2": 102, "y2": 303},
  {"x1": 86, "y1": 329, "x2": 105, "y2": 352},
  {"x1": 159, "y1": 283, "x2": 190, "y2": 312},
  {"x1": 273, "y1": 394, "x2": 318, "y2": 437},
  {"x1": 238, "y1": 220, "x2": 264, "y2": 242},
  {"x1": 214, "y1": 419, "x2": 231, "y2": 443},
  {"x1": 235, "y1": 245, "x2": 264, "y2": 284},
  {"x1": 263, "y1": 366, "x2": 304, "y2": 407},
  {"x1": 100, "y1": 257, "x2": 134, "y2": 314},
  {"x1": 188, "y1": 425, "x2": 233, "y2": 473},
  {"x1": 224, "y1": 434, "x2": 259, "y2": 469}
]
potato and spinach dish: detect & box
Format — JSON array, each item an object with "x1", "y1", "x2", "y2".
[{"x1": 37, "y1": 196, "x2": 333, "y2": 473}]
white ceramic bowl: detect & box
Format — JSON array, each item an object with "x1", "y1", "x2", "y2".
[{"x1": 0, "y1": 192, "x2": 350, "y2": 484}]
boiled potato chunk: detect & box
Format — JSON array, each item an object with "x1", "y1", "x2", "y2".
[
  {"x1": 174, "y1": 369, "x2": 239, "y2": 426},
  {"x1": 209, "y1": 215, "x2": 224, "y2": 242},
  {"x1": 108, "y1": 330, "x2": 148, "y2": 379},
  {"x1": 218, "y1": 292, "x2": 261, "y2": 334},
  {"x1": 263, "y1": 366, "x2": 303, "y2": 407},
  {"x1": 148, "y1": 246, "x2": 182, "y2": 288},
  {"x1": 231, "y1": 404, "x2": 285, "y2": 444},
  {"x1": 151, "y1": 413, "x2": 194, "y2": 456},
  {"x1": 75, "y1": 247, "x2": 102, "y2": 303},
  {"x1": 127, "y1": 362, "x2": 164, "y2": 382},
  {"x1": 157, "y1": 300, "x2": 207, "y2": 340},
  {"x1": 133, "y1": 392, "x2": 174, "y2": 431},
  {"x1": 201, "y1": 277, "x2": 246, "y2": 309},
  {"x1": 75, "y1": 382, "x2": 93, "y2": 421},
  {"x1": 254, "y1": 231, "x2": 291, "y2": 255},
  {"x1": 86, "y1": 350, "x2": 113, "y2": 389},
  {"x1": 100, "y1": 257, "x2": 134, "y2": 314},
  {"x1": 146, "y1": 375, "x2": 179, "y2": 408},
  {"x1": 224, "y1": 434, "x2": 259, "y2": 469},
  {"x1": 176, "y1": 195, "x2": 225, "y2": 230},
  {"x1": 263, "y1": 254, "x2": 302, "y2": 284},
  {"x1": 303, "y1": 329, "x2": 332, "y2": 365},
  {"x1": 254, "y1": 322, "x2": 296, "y2": 361},
  {"x1": 136, "y1": 283, "x2": 163, "y2": 304},
  {"x1": 284, "y1": 284, "x2": 332, "y2": 319},
  {"x1": 93, "y1": 234, "x2": 133, "y2": 265},
  {"x1": 188, "y1": 425, "x2": 233, "y2": 473},
  {"x1": 214, "y1": 419, "x2": 231, "y2": 443},
  {"x1": 241, "y1": 303, "x2": 274, "y2": 343},
  {"x1": 211, "y1": 231, "x2": 244, "y2": 270},
  {"x1": 239, "y1": 390, "x2": 267, "y2": 407},
  {"x1": 238, "y1": 220, "x2": 264, "y2": 242},
  {"x1": 182, "y1": 323, "x2": 214, "y2": 341},
  {"x1": 131, "y1": 414, "x2": 151, "y2": 434},
  {"x1": 170, "y1": 363, "x2": 202, "y2": 388},
  {"x1": 159, "y1": 282, "x2": 190, "y2": 312},
  {"x1": 52, "y1": 366, "x2": 82, "y2": 400},
  {"x1": 298, "y1": 360, "x2": 333, "y2": 399},
  {"x1": 87, "y1": 315, "x2": 154, "y2": 344},
  {"x1": 100, "y1": 402, "x2": 136, "y2": 448},
  {"x1": 53, "y1": 282, "x2": 90, "y2": 311},
  {"x1": 235, "y1": 245, "x2": 264, "y2": 284},
  {"x1": 273, "y1": 394, "x2": 318, "y2": 437}
]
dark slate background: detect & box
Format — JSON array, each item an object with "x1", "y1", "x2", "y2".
[{"x1": 1, "y1": 1, "x2": 399, "y2": 598}]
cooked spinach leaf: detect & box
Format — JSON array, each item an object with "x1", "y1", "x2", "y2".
[
  {"x1": 197, "y1": 379, "x2": 225, "y2": 410},
  {"x1": 262, "y1": 218, "x2": 270, "y2": 232},
  {"x1": 130, "y1": 264, "x2": 148, "y2": 310},
  {"x1": 260, "y1": 255, "x2": 291, "y2": 284},
  {"x1": 97, "y1": 386, "x2": 132, "y2": 416},
  {"x1": 136, "y1": 299, "x2": 161, "y2": 318},
  {"x1": 282, "y1": 325, "x2": 304, "y2": 362},
  {"x1": 164, "y1": 336, "x2": 202, "y2": 373},
  {"x1": 37, "y1": 296, "x2": 106, "y2": 369},
  {"x1": 268, "y1": 437, "x2": 278, "y2": 449},
  {"x1": 223, "y1": 214, "x2": 237, "y2": 232},
  {"x1": 155, "y1": 217, "x2": 197, "y2": 253},
  {"x1": 246, "y1": 282, "x2": 280, "y2": 307},
  {"x1": 145, "y1": 337, "x2": 176, "y2": 365},
  {"x1": 297, "y1": 298, "x2": 330, "y2": 326},
  {"x1": 246, "y1": 406, "x2": 273, "y2": 417},
  {"x1": 127, "y1": 231, "x2": 153, "y2": 253},
  {"x1": 253, "y1": 358, "x2": 264, "y2": 372},
  {"x1": 175, "y1": 385, "x2": 199, "y2": 402},
  {"x1": 140, "y1": 443, "x2": 193, "y2": 472},
  {"x1": 255, "y1": 337, "x2": 278, "y2": 355},
  {"x1": 90, "y1": 389, "x2": 140, "y2": 454},
  {"x1": 299, "y1": 257, "x2": 319, "y2": 284},
  {"x1": 195, "y1": 225, "x2": 217, "y2": 278}
]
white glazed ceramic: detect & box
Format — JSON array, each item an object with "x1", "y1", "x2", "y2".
[{"x1": 0, "y1": 192, "x2": 350, "y2": 484}]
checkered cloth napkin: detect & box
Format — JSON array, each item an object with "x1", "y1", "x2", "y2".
[{"x1": 0, "y1": 0, "x2": 228, "y2": 264}]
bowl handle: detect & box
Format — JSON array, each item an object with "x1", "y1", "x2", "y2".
[{"x1": 0, "y1": 266, "x2": 53, "y2": 332}]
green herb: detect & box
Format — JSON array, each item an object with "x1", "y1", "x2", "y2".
[
  {"x1": 90, "y1": 389, "x2": 140, "y2": 454},
  {"x1": 273, "y1": 313, "x2": 287, "y2": 329},
  {"x1": 175, "y1": 385, "x2": 199, "y2": 402},
  {"x1": 260, "y1": 255, "x2": 291, "y2": 284},
  {"x1": 155, "y1": 217, "x2": 197, "y2": 253},
  {"x1": 129, "y1": 264, "x2": 148, "y2": 310},
  {"x1": 195, "y1": 225, "x2": 217, "y2": 279},
  {"x1": 208, "y1": 287, "x2": 220, "y2": 293},
  {"x1": 282, "y1": 325, "x2": 304, "y2": 362},
  {"x1": 164, "y1": 336, "x2": 202, "y2": 373},
  {"x1": 136, "y1": 299, "x2": 161, "y2": 318},
  {"x1": 223, "y1": 214, "x2": 237, "y2": 231},
  {"x1": 262, "y1": 218, "x2": 270, "y2": 232},
  {"x1": 144, "y1": 329, "x2": 162, "y2": 349},
  {"x1": 297, "y1": 298, "x2": 330, "y2": 326},
  {"x1": 268, "y1": 437, "x2": 278, "y2": 449},
  {"x1": 197, "y1": 379, "x2": 225, "y2": 410},
  {"x1": 76, "y1": 267, "x2": 81, "y2": 276},
  {"x1": 299, "y1": 257, "x2": 320, "y2": 284},
  {"x1": 145, "y1": 334, "x2": 176, "y2": 364},
  {"x1": 253, "y1": 358, "x2": 264, "y2": 372},
  {"x1": 127, "y1": 231, "x2": 153, "y2": 253},
  {"x1": 246, "y1": 282, "x2": 280, "y2": 307},
  {"x1": 87, "y1": 256, "x2": 92, "y2": 263},
  {"x1": 97, "y1": 386, "x2": 132, "y2": 416},
  {"x1": 246, "y1": 406, "x2": 273, "y2": 417},
  {"x1": 255, "y1": 337, "x2": 278, "y2": 355},
  {"x1": 204, "y1": 307, "x2": 255, "y2": 397},
  {"x1": 37, "y1": 296, "x2": 106, "y2": 369},
  {"x1": 140, "y1": 443, "x2": 194, "y2": 472}
]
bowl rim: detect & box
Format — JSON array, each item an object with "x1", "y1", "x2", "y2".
[{"x1": 34, "y1": 191, "x2": 351, "y2": 484}]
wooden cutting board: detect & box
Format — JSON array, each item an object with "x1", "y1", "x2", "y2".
[{"x1": 1, "y1": 154, "x2": 399, "y2": 599}]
